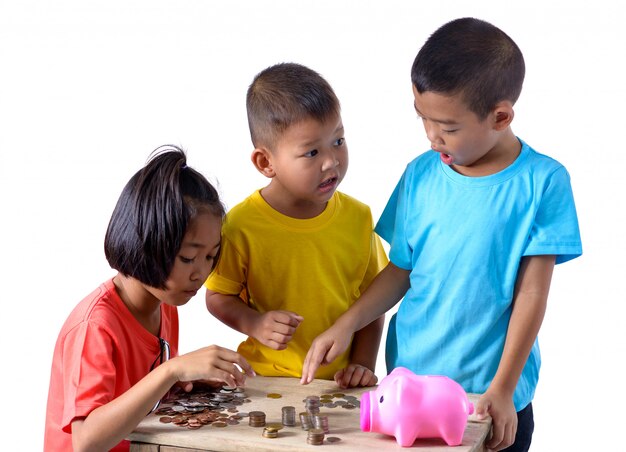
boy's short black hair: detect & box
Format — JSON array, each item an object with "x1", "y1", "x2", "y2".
[
  {"x1": 104, "y1": 145, "x2": 224, "y2": 289},
  {"x1": 246, "y1": 62, "x2": 340, "y2": 149},
  {"x1": 411, "y1": 17, "x2": 525, "y2": 119}
]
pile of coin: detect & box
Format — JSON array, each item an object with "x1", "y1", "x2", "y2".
[
  {"x1": 317, "y1": 392, "x2": 360, "y2": 409},
  {"x1": 154, "y1": 385, "x2": 250, "y2": 430},
  {"x1": 262, "y1": 427, "x2": 278, "y2": 438},
  {"x1": 312, "y1": 414, "x2": 329, "y2": 434},
  {"x1": 307, "y1": 427, "x2": 325, "y2": 445},
  {"x1": 299, "y1": 411, "x2": 313, "y2": 430},
  {"x1": 281, "y1": 405, "x2": 296, "y2": 426},
  {"x1": 248, "y1": 410, "x2": 266, "y2": 427},
  {"x1": 303, "y1": 395, "x2": 321, "y2": 415}
]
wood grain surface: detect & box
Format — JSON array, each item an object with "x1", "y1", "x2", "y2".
[{"x1": 129, "y1": 376, "x2": 490, "y2": 451}]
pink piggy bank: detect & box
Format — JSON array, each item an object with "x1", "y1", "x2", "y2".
[{"x1": 360, "y1": 367, "x2": 474, "y2": 447}]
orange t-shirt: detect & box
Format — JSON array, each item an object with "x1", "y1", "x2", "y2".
[{"x1": 44, "y1": 279, "x2": 179, "y2": 451}]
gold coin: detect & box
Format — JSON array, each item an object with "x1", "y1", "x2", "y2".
[
  {"x1": 266, "y1": 393, "x2": 282, "y2": 399},
  {"x1": 265, "y1": 422, "x2": 284, "y2": 431},
  {"x1": 212, "y1": 421, "x2": 228, "y2": 428}
]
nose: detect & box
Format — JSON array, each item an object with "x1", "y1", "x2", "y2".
[
  {"x1": 190, "y1": 260, "x2": 211, "y2": 282},
  {"x1": 423, "y1": 121, "x2": 443, "y2": 149},
  {"x1": 321, "y1": 150, "x2": 339, "y2": 172}
]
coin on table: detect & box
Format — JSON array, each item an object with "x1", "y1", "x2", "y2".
[
  {"x1": 265, "y1": 422, "x2": 284, "y2": 431},
  {"x1": 212, "y1": 421, "x2": 228, "y2": 428},
  {"x1": 266, "y1": 393, "x2": 282, "y2": 399},
  {"x1": 326, "y1": 436, "x2": 342, "y2": 443}
]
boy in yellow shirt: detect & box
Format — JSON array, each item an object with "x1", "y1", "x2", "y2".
[{"x1": 205, "y1": 63, "x2": 387, "y2": 388}]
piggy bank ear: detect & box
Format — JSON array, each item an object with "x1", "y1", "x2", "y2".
[{"x1": 390, "y1": 374, "x2": 422, "y2": 406}]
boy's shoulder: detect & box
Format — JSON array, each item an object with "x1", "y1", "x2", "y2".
[
  {"x1": 520, "y1": 139, "x2": 569, "y2": 176},
  {"x1": 334, "y1": 190, "x2": 373, "y2": 215}
]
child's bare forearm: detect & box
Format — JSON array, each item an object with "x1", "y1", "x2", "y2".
[
  {"x1": 205, "y1": 290, "x2": 259, "y2": 336},
  {"x1": 490, "y1": 255, "x2": 554, "y2": 396},
  {"x1": 71, "y1": 363, "x2": 176, "y2": 451},
  {"x1": 350, "y1": 315, "x2": 385, "y2": 371},
  {"x1": 342, "y1": 262, "x2": 410, "y2": 334}
]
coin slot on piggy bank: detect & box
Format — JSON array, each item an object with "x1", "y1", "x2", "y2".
[{"x1": 360, "y1": 367, "x2": 474, "y2": 447}]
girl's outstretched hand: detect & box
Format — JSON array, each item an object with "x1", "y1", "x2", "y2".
[{"x1": 169, "y1": 345, "x2": 255, "y2": 390}]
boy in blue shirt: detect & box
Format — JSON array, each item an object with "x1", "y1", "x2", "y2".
[{"x1": 302, "y1": 18, "x2": 582, "y2": 451}]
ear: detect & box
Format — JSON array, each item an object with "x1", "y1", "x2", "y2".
[
  {"x1": 491, "y1": 100, "x2": 515, "y2": 131},
  {"x1": 251, "y1": 147, "x2": 275, "y2": 178}
]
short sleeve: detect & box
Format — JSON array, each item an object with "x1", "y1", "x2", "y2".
[
  {"x1": 523, "y1": 166, "x2": 582, "y2": 264},
  {"x1": 358, "y1": 228, "x2": 389, "y2": 294},
  {"x1": 204, "y1": 235, "x2": 248, "y2": 296},
  {"x1": 61, "y1": 322, "x2": 118, "y2": 432},
  {"x1": 375, "y1": 171, "x2": 413, "y2": 271}
]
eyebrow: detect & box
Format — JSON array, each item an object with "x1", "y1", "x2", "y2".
[
  {"x1": 413, "y1": 103, "x2": 458, "y2": 126},
  {"x1": 300, "y1": 124, "x2": 345, "y2": 148}
]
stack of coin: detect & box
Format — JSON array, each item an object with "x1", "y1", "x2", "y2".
[
  {"x1": 281, "y1": 405, "x2": 296, "y2": 426},
  {"x1": 299, "y1": 412, "x2": 313, "y2": 430},
  {"x1": 304, "y1": 395, "x2": 321, "y2": 415},
  {"x1": 248, "y1": 410, "x2": 266, "y2": 427},
  {"x1": 262, "y1": 426, "x2": 279, "y2": 438},
  {"x1": 312, "y1": 414, "x2": 329, "y2": 434},
  {"x1": 307, "y1": 427, "x2": 325, "y2": 445}
]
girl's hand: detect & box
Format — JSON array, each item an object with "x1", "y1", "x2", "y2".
[
  {"x1": 168, "y1": 345, "x2": 255, "y2": 389},
  {"x1": 334, "y1": 363, "x2": 377, "y2": 389}
]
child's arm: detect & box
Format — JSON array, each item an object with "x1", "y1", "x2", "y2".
[
  {"x1": 71, "y1": 345, "x2": 253, "y2": 452},
  {"x1": 477, "y1": 254, "x2": 555, "y2": 451},
  {"x1": 334, "y1": 315, "x2": 385, "y2": 388},
  {"x1": 206, "y1": 290, "x2": 303, "y2": 350},
  {"x1": 302, "y1": 262, "x2": 410, "y2": 384}
]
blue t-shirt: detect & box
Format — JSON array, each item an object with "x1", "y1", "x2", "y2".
[{"x1": 376, "y1": 139, "x2": 582, "y2": 411}]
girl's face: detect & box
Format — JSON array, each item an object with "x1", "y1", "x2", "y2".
[{"x1": 147, "y1": 212, "x2": 222, "y2": 306}]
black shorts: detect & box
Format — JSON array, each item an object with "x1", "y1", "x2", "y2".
[{"x1": 501, "y1": 402, "x2": 534, "y2": 452}]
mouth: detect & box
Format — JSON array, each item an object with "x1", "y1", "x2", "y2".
[
  {"x1": 439, "y1": 152, "x2": 454, "y2": 166},
  {"x1": 319, "y1": 176, "x2": 338, "y2": 190}
]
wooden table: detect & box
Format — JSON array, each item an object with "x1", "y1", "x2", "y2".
[{"x1": 129, "y1": 376, "x2": 491, "y2": 451}]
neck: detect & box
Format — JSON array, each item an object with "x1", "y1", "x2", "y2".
[
  {"x1": 113, "y1": 274, "x2": 162, "y2": 336},
  {"x1": 454, "y1": 129, "x2": 521, "y2": 177},
  {"x1": 260, "y1": 185, "x2": 327, "y2": 219}
]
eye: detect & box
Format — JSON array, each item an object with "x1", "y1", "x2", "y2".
[
  {"x1": 443, "y1": 129, "x2": 458, "y2": 134},
  {"x1": 179, "y1": 256, "x2": 193, "y2": 264},
  {"x1": 379, "y1": 395, "x2": 384, "y2": 403},
  {"x1": 334, "y1": 137, "x2": 345, "y2": 146},
  {"x1": 304, "y1": 149, "x2": 318, "y2": 157}
]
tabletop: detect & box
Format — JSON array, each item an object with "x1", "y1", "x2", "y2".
[{"x1": 129, "y1": 376, "x2": 491, "y2": 452}]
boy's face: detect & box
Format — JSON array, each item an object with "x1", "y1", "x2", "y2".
[
  {"x1": 412, "y1": 86, "x2": 508, "y2": 176},
  {"x1": 262, "y1": 113, "x2": 348, "y2": 217},
  {"x1": 147, "y1": 212, "x2": 222, "y2": 307}
]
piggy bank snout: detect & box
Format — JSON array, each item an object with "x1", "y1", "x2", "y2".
[{"x1": 359, "y1": 390, "x2": 373, "y2": 431}]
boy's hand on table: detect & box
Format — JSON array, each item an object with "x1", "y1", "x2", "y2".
[
  {"x1": 334, "y1": 364, "x2": 377, "y2": 389},
  {"x1": 301, "y1": 325, "x2": 352, "y2": 384},
  {"x1": 476, "y1": 390, "x2": 517, "y2": 451},
  {"x1": 251, "y1": 310, "x2": 303, "y2": 350}
]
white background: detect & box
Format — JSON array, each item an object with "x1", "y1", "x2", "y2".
[{"x1": 1, "y1": 1, "x2": 624, "y2": 450}]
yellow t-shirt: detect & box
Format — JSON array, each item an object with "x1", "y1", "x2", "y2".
[{"x1": 205, "y1": 190, "x2": 388, "y2": 379}]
